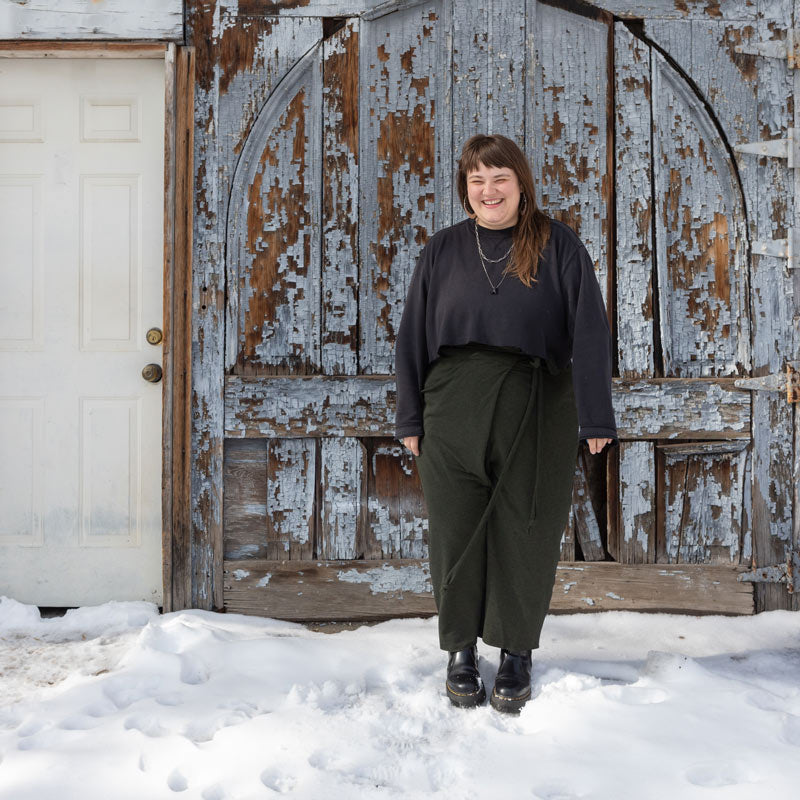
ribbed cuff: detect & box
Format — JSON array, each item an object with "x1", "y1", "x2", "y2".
[
  {"x1": 395, "y1": 425, "x2": 424, "y2": 441},
  {"x1": 579, "y1": 427, "x2": 619, "y2": 445}
]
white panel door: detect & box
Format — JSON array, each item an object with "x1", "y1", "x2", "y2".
[{"x1": 0, "y1": 58, "x2": 164, "y2": 606}]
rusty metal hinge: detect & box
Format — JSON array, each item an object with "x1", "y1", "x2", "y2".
[
  {"x1": 733, "y1": 362, "x2": 800, "y2": 402},
  {"x1": 733, "y1": 131, "x2": 799, "y2": 270},
  {"x1": 733, "y1": 127, "x2": 799, "y2": 167},
  {"x1": 738, "y1": 547, "x2": 800, "y2": 593},
  {"x1": 734, "y1": 29, "x2": 800, "y2": 69}
]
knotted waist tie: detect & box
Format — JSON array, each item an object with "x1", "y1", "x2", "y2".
[{"x1": 442, "y1": 353, "x2": 562, "y2": 592}]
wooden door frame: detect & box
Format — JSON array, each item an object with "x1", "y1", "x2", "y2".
[{"x1": 0, "y1": 41, "x2": 194, "y2": 613}]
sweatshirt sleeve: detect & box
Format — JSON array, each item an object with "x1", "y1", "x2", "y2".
[
  {"x1": 561, "y1": 239, "x2": 619, "y2": 446},
  {"x1": 394, "y1": 240, "x2": 433, "y2": 440}
]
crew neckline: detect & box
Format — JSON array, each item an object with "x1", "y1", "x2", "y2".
[{"x1": 472, "y1": 218, "x2": 516, "y2": 237}]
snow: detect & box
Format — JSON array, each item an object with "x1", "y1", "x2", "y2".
[{"x1": 1, "y1": 597, "x2": 799, "y2": 799}]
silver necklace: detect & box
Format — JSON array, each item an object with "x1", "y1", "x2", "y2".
[{"x1": 473, "y1": 219, "x2": 513, "y2": 294}]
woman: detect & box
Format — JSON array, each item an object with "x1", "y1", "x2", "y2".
[{"x1": 394, "y1": 134, "x2": 618, "y2": 714}]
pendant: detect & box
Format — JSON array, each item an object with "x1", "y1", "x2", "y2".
[{"x1": 490, "y1": 287, "x2": 498, "y2": 295}]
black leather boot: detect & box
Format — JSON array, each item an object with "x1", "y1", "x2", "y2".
[
  {"x1": 490, "y1": 648, "x2": 532, "y2": 713},
  {"x1": 445, "y1": 644, "x2": 486, "y2": 708}
]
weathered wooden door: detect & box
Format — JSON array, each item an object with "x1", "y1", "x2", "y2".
[{"x1": 186, "y1": 0, "x2": 798, "y2": 617}]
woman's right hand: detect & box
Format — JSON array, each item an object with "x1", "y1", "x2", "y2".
[{"x1": 402, "y1": 435, "x2": 420, "y2": 456}]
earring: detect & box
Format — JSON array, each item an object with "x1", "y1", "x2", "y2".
[{"x1": 462, "y1": 196, "x2": 473, "y2": 217}]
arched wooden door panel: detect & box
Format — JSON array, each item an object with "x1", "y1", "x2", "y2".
[{"x1": 184, "y1": 0, "x2": 796, "y2": 617}]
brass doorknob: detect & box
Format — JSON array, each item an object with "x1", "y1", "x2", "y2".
[
  {"x1": 146, "y1": 327, "x2": 163, "y2": 345},
  {"x1": 142, "y1": 363, "x2": 163, "y2": 383}
]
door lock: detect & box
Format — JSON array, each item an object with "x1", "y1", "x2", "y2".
[{"x1": 146, "y1": 327, "x2": 163, "y2": 345}]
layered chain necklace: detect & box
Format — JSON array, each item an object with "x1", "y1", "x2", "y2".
[{"x1": 473, "y1": 219, "x2": 513, "y2": 295}]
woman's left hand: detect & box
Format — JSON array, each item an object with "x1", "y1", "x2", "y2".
[{"x1": 587, "y1": 438, "x2": 612, "y2": 454}]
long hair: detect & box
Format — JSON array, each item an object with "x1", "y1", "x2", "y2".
[{"x1": 456, "y1": 134, "x2": 551, "y2": 287}]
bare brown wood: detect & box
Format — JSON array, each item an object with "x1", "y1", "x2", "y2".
[
  {"x1": 223, "y1": 559, "x2": 754, "y2": 620},
  {"x1": 0, "y1": 42, "x2": 169, "y2": 57},
  {"x1": 161, "y1": 43, "x2": 177, "y2": 613},
  {"x1": 169, "y1": 45, "x2": 195, "y2": 613},
  {"x1": 223, "y1": 440, "x2": 268, "y2": 560}
]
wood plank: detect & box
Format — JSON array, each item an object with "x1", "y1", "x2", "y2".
[
  {"x1": 530, "y1": 2, "x2": 612, "y2": 308},
  {"x1": 613, "y1": 440, "x2": 655, "y2": 563},
  {"x1": 224, "y1": 375, "x2": 751, "y2": 438},
  {"x1": 162, "y1": 43, "x2": 177, "y2": 613},
  {"x1": 267, "y1": 439, "x2": 316, "y2": 560},
  {"x1": 614, "y1": 22, "x2": 655, "y2": 379},
  {"x1": 223, "y1": 439, "x2": 268, "y2": 560},
  {"x1": 363, "y1": 439, "x2": 428, "y2": 560},
  {"x1": 749, "y1": 12, "x2": 797, "y2": 611},
  {"x1": 187, "y1": 3, "x2": 225, "y2": 611},
  {"x1": 223, "y1": 559, "x2": 754, "y2": 619},
  {"x1": 587, "y1": 0, "x2": 763, "y2": 18},
  {"x1": 0, "y1": 0, "x2": 183, "y2": 40},
  {"x1": 359, "y1": 1, "x2": 442, "y2": 375},
  {"x1": 0, "y1": 42, "x2": 168, "y2": 57},
  {"x1": 221, "y1": 18, "x2": 323, "y2": 374},
  {"x1": 319, "y1": 438, "x2": 364, "y2": 559},
  {"x1": 322, "y1": 18, "x2": 360, "y2": 375},
  {"x1": 571, "y1": 450, "x2": 607, "y2": 561},
  {"x1": 793, "y1": 0, "x2": 800, "y2": 608},
  {"x1": 656, "y1": 440, "x2": 749, "y2": 564},
  {"x1": 166, "y1": 45, "x2": 195, "y2": 613},
  {"x1": 451, "y1": 0, "x2": 525, "y2": 216},
  {"x1": 650, "y1": 43, "x2": 750, "y2": 378}
]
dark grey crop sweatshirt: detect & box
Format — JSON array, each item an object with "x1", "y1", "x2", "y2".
[{"x1": 394, "y1": 216, "x2": 619, "y2": 446}]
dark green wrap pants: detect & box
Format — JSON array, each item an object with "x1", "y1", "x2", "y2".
[{"x1": 415, "y1": 343, "x2": 579, "y2": 653}]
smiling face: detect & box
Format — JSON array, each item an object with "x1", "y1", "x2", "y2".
[{"x1": 465, "y1": 162, "x2": 522, "y2": 229}]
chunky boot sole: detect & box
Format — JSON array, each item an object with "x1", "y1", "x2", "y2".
[
  {"x1": 446, "y1": 681, "x2": 487, "y2": 708},
  {"x1": 489, "y1": 685, "x2": 531, "y2": 714}
]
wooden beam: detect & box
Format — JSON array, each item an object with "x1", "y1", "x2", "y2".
[
  {"x1": 164, "y1": 45, "x2": 195, "y2": 613},
  {"x1": 224, "y1": 375, "x2": 751, "y2": 439},
  {"x1": 0, "y1": 42, "x2": 169, "y2": 57},
  {"x1": 162, "y1": 43, "x2": 177, "y2": 614},
  {"x1": 0, "y1": 0, "x2": 183, "y2": 41},
  {"x1": 223, "y1": 559, "x2": 754, "y2": 620}
]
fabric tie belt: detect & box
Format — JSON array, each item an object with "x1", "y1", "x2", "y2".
[{"x1": 441, "y1": 352, "x2": 562, "y2": 592}]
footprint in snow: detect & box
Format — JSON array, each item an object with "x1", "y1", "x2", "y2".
[
  {"x1": 0, "y1": 711, "x2": 22, "y2": 731},
  {"x1": 200, "y1": 784, "x2": 227, "y2": 800},
  {"x1": 779, "y1": 713, "x2": 800, "y2": 747},
  {"x1": 179, "y1": 656, "x2": 210, "y2": 685},
  {"x1": 260, "y1": 767, "x2": 298, "y2": 793},
  {"x1": 744, "y1": 687, "x2": 784, "y2": 713},
  {"x1": 85, "y1": 698, "x2": 119, "y2": 718},
  {"x1": 531, "y1": 782, "x2": 581, "y2": 799},
  {"x1": 124, "y1": 713, "x2": 169, "y2": 738},
  {"x1": 57, "y1": 714, "x2": 102, "y2": 730},
  {"x1": 16, "y1": 718, "x2": 45, "y2": 737},
  {"x1": 167, "y1": 767, "x2": 188, "y2": 792},
  {"x1": 103, "y1": 676, "x2": 161, "y2": 709},
  {"x1": 684, "y1": 760, "x2": 759, "y2": 787},
  {"x1": 155, "y1": 691, "x2": 185, "y2": 706},
  {"x1": 602, "y1": 684, "x2": 669, "y2": 705}
]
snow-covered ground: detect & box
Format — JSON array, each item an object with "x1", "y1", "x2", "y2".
[{"x1": 1, "y1": 596, "x2": 799, "y2": 799}]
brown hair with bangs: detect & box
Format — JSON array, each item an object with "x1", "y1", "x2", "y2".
[{"x1": 457, "y1": 134, "x2": 551, "y2": 287}]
